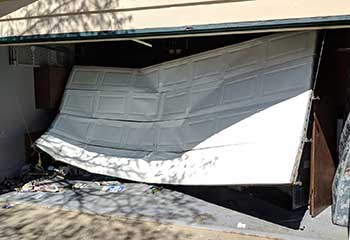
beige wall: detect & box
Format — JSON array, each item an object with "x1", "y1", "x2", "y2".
[
  {"x1": 0, "y1": 0, "x2": 36, "y2": 18},
  {"x1": 0, "y1": 0, "x2": 350, "y2": 40},
  {"x1": 0, "y1": 46, "x2": 52, "y2": 179}
]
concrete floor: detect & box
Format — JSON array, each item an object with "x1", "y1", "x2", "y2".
[
  {"x1": 0, "y1": 203, "x2": 272, "y2": 240},
  {"x1": 0, "y1": 182, "x2": 346, "y2": 240}
]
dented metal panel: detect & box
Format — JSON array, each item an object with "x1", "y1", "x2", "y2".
[{"x1": 36, "y1": 31, "x2": 316, "y2": 185}]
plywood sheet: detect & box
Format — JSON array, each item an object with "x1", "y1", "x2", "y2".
[{"x1": 310, "y1": 114, "x2": 336, "y2": 217}]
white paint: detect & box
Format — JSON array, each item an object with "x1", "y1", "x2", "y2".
[
  {"x1": 36, "y1": 31, "x2": 316, "y2": 185},
  {"x1": 237, "y1": 222, "x2": 247, "y2": 229},
  {"x1": 37, "y1": 90, "x2": 312, "y2": 185},
  {"x1": 0, "y1": 46, "x2": 52, "y2": 179}
]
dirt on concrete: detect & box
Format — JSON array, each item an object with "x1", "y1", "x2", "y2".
[{"x1": 0, "y1": 202, "x2": 279, "y2": 240}]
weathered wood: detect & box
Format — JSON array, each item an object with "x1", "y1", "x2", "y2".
[{"x1": 310, "y1": 114, "x2": 336, "y2": 217}]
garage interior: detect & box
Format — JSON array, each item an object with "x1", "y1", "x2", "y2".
[{"x1": 0, "y1": 29, "x2": 349, "y2": 240}]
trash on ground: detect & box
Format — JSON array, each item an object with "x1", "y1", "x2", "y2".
[
  {"x1": 237, "y1": 222, "x2": 247, "y2": 229},
  {"x1": 47, "y1": 166, "x2": 69, "y2": 176},
  {"x1": 147, "y1": 185, "x2": 163, "y2": 194},
  {"x1": 18, "y1": 178, "x2": 64, "y2": 193},
  {"x1": 19, "y1": 181, "x2": 35, "y2": 192},
  {"x1": 46, "y1": 165, "x2": 94, "y2": 178},
  {"x1": 96, "y1": 181, "x2": 121, "y2": 186},
  {"x1": 101, "y1": 184, "x2": 125, "y2": 193},
  {"x1": 72, "y1": 183, "x2": 88, "y2": 189},
  {"x1": 2, "y1": 203, "x2": 14, "y2": 209},
  {"x1": 33, "y1": 183, "x2": 61, "y2": 192},
  {"x1": 3, "y1": 160, "x2": 126, "y2": 195}
]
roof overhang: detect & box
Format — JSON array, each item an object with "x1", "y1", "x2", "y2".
[{"x1": 1, "y1": 0, "x2": 350, "y2": 45}]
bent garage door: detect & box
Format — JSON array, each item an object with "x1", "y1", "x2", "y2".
[{"x1": 36, "y1": 31, "x2": 317, "y2": 185}]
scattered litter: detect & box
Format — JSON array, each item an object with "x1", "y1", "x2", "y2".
[
  {"x1": 2, "y1": 203, "x2": 14, "y2": 209},
  {"x1": 47, "y1": 165, "x2": 76, "y2": 177},
  {"x1": 96, "y1": 181, "x2": 121, "y2": 186},
  {"x1": 19, "y1": 181, "x2": 34, "y2": 192},
  {"x1": 6, "y1": 161, "x2": 125, "y2": 194},
  {"x1": 72, "y1": 183, "x2": 88, "y2": 189},
  {"x1": 101, "y1": 184, "x2": 124, "y2": 193},
  {"x1": 56, "y1": 166, "x2": 69, "y2": 176},
  {"x1": 147, "y1": 186, "x2": 163, "y2": 194},
  {"x1": 33, "y1": 184, "x2": 60, "y2": 193},
  {"x1": 237, "y1": 222, "x2": 246, "y2": 229},
  {"x1": 18, "y1": 179, "x2": 63, "y2": 193}
]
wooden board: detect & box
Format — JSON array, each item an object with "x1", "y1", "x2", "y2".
[{"x1": 310, "y1": 114, "x2": 336, "y2": 217}]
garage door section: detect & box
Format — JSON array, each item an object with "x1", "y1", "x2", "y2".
[{"x1": 36, "y1": 31, "x2": 317, "y2": 185}]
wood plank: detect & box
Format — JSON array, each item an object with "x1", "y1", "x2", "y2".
[{"x1": 310, "y1": 114, "x2": 336, "y2": 217}]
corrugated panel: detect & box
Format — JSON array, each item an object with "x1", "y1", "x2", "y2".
[{"x1": 36, "y1": 31, "x2": 316, "y2": 185}]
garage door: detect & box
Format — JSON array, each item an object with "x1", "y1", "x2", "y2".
[{"x1": 36, "y1": 31, "x2": 316, "y2": 185}]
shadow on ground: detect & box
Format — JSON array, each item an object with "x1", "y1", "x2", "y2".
[
  {"x1": 0, "y1": 202, "x2": 269, "y2": 240},
  {"x1": 170, "y1": 185, "x2": 307, "y2": 229}
]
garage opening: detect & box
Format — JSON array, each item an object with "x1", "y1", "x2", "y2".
[{"x1": 1, "y1": 29, "x2": 349, "y2": 239}]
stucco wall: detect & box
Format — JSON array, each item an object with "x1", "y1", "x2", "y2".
[
  {"x1": 0, "y1": 0, "x2": 350, "y2": 41},
  {"x1": 0, "y1": 46, "x2": 52, "y2": 179}
]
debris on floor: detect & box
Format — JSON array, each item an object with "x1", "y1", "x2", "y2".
[
  {"x1": 101, "y1": 184, "x2": 125, "y2": 193},
  {"x1": 2, "y1": 203, "x2": 14, "y2": 209},
  {"x1": 72, "y1": 182, "x2": 88, "y2": 189},
  {"x1": 147, "y1": 186, "x2": 163, "y2": 194},
  {"x1": 96, "y1": 180, "x2": 121, "y2": 187},
  {"x1": 0, "y1": 160, "x2": 132, "y2": 196},
  {"x1": 237, "y1": 222, "x2": 247, "y2": 229},
  {"x1": 17, "y1": 176, "x2": 65, "y2": 193}
]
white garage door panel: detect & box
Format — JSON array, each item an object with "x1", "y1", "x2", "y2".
[
  {"x1": 36, "y1": 89, "x2": 312, "y2": 185},
  {"x1": 37, "y1": 31, "x2": 317, "y2": 185},
  {"x1": 52, "y1": 106, "x2": 265, "y2": 152},
  {"x1": 129, "y1": 94, "x2": 160, "y2": 119},
  {"x1": 267, "y1": 32, "x2": 313, "y2": 61},
  {"x1": 161, "y1": 62, "x2": 189, "y2": 90},
  {"x1": 60, "y1": 56, "x2": 314, "y2": 121},
  {"x1": 69, "y1": 70, "x2": 102, "y2": 90},
  {"x1": 61, "y1": 90, "x2": 96, "y2": 117},
  {"x1": 101, "y1": 71, "x2": 134, "y2": 89},
  {"x1": 52, "y1": 115, "x2": 91, "y2": 142},
  {"x1": 95, "y1": 93, "x2": 127, "y2": 117}
]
